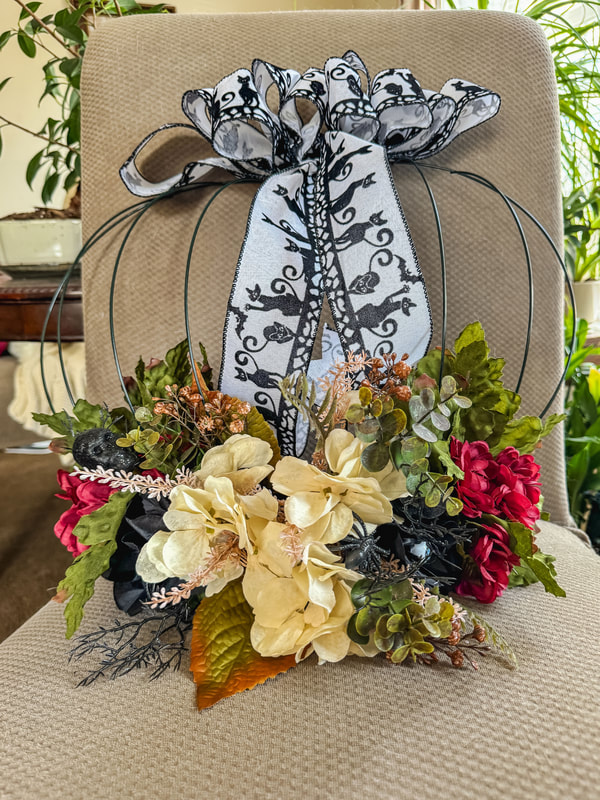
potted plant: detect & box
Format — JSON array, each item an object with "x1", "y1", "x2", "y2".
[
  {"x1": 564, "y1": 185, "x2": 600, "y2": 328},
  {"x1": 0, "y1": 0, "x2": 168, "y2": 273},
  {"x1": 564, "y1": 316, "x2": 600, "y2": 550}
]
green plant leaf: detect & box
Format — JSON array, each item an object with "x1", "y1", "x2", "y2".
[
  {"x1": 25, "y1": 149, "x2": 45, "y2": 188},
  {"x1": 430, "y1": 439, "x2": 464, "y2": 480},
  {"x1": 41, "y1": 171, "x2": 59, "y2": 204},
  {"x1": 19, "y1": 2, "x2": 42, "y2": 21},
  {"x1": 507, "y1": 521, "x2": 535, "y2": 559},
  {"x1": 524, "y1": 552, "x2": 566, "y2": 598},
  {"x1": 361, "y1": 442, "x2": 390, "y2": 472},
  {"x1": 17, "y1": 29, "x2": 36, "y2": 58},
  {"x1": 245, "y1": 406, "x2": 281, "y2": 466},
  {"x1": 0, "y1": 31, "x2": 13, "y2": 50},
  {"x1": 454, "y1": 321, "x2": 486, "y2": 354},
  {"x1": 57, "y1": 491, "x2": 132, "y2": 638}
]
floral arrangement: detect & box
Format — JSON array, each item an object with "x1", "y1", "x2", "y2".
[{"x1": 36, "y1": 322, "x2": 565, "y2": 709}]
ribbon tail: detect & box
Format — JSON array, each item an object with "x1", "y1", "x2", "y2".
[
  {"x1": 218, "y1": 164, "x2": 323, "y2": 456},
  {"x1": 317, "y1": 130, "x2": 432, "y2": 365}
]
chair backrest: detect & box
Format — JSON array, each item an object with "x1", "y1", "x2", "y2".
[{"x1": 81, "y1": 9, "x2": 569, "y2": 523}]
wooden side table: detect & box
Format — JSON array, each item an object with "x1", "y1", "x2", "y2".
[{"x1": 0, "y1": 271, "x2": 83, "y2": 342}]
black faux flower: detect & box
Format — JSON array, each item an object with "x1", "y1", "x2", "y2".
[{"x1": 104, "y1": 494, "x2": 179, "y2": 615}]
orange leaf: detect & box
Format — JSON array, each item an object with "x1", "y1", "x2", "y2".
[{"x1": 190, "y1": 580, "x2": 296, "y2": 710}]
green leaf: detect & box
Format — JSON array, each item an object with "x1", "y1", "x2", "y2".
[
  {"x1": 41, "y1": 171, "x2": 60, "y2": 205},
  {"x1": 430, "y1": 439, "x2": 464, "y2": 479},
  {"x1": 412, "y1": 422, "x2": 438, "y2": 443},
  {"x1": 455, "y1": 321, "x2": 486, "y2": 353},
  {"x1": 466, "y1": 611, "x2": 517, "y2": 669},
  {"x1": 507, "y1": 521, "x2": 535, "y2": 559},
  {"x1": 17, "y1": 30, "x2": 36, "y2": 58},
  {"x1": 347, "y1": 613, "x2": 370, "y2": 645},
  {"x1": 245, "y1": 406, "x2": 281, "y2": 466},
  {"x1": 0, "y1": 31, "x2": 13, "y2": 51},
  {"x1": 32, "y1": 409, "x2": 74, "y2": 438},
  {"x1": 493, "y1": 416, "x2": 544, "y2": 454},
  {"x1": 71, "y1": 490, "x2": 131, "y2": 546},
  {"x1": 508, "y1": 560, "x2": 540, "y2": 588},
  {"x1": 0, "y1": 76, "x2": 11, "y2": 92},
  {"x1": 361, "y1": 442, "x2": 390, "y2": 472},
  {"x1": 72, "y1": 399, "x2": 107, "y2": 430},
  {"x1": 55, "y1": 25, "x2": 85, "y2": 45},
  {"x1": 57, "y1": 492, "x2": 132, "y2": 638},
  {"x1": 26, "y1": 149, "x2": 45, "y2": 189},
  {"x1": 524, "y1": 552, "x2": 566, "y2": 598},
  {"x1": 19, "y1": 2, "x2": 42, "y2": 21}
]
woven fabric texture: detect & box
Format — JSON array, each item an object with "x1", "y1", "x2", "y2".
[
  {"x1": 79, "y1": 9, "x2": 569, "y2": 524},
  {"x1": 0, "y1": 522, "x2": 598, "y2": 800}
]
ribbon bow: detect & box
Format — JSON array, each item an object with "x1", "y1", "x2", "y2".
[{"x1": 121, "y1": 51, "x2": 500, "y2": 455}]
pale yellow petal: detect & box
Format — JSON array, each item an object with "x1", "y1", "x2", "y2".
[
  {"x1": 135, "y1": 533, "x2": 172, "y2": 582},
  {"x1": 239, "y1": 488, "x2": 279, "y2": 522},
  {"x1": 251, "y1": 615, "x2": 304, "y2": 658},
  {"x1": 312, "y1": 629, "x2": 352, "y2": 663},
  {"x1": 253, "y1": 576, "x2": 306, "y2": 628},
  {"x1": 271, "y1": 456, "x2": 321, "y2": 495},
  {"x1": 324, "y1": 428, "x2": 358, "y2": 474},
  {"x1": 285, "y1": 492, "x2": 335, "y2": 528},
  {"x1": 161, "y1": 528, "x2": 210, "y2": 577},
  {"x1": 228, "y1": 464, "x2": 273, "y2": 494}
]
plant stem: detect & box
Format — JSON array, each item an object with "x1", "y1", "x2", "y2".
[
  {"x1": 12, "y1": 0, "x2": 80, "y2": 58},
  {"x1": 113, "y1": 1, "x2": 124, "y2": 16},
  {"x1": 0, "y1": 114, "x2": 78, "y2": 153},
  {"x1": 32, "y1": 34, "x2": 61, "y2": 60}
]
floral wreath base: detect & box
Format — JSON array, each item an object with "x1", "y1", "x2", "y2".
[{"x1": 37, "y1": 322, "x2": 565, "y2": 709}]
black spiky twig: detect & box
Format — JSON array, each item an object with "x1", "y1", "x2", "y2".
[{"x1": 69, "y1": 604, "x2": 193, "y2": 686}]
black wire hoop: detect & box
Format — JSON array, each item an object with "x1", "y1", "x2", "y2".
[{"x1": 39, "y1": 167, "x2": 574, "y2": 423}]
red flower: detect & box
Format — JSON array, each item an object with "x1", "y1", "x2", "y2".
[
  {"x1": 450, "y1": 438, "x2": 541, "y2": 529},
  {"x1": 455, "y1": 522, "x2": 520, "y2": 603},
  {"x1": 54, "y1": 470, "x2": 119, "y2": 557}
]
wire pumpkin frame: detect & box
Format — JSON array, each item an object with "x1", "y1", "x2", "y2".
[{"x1": 39, "y1": 164, "x2": 575, "y2": 426}]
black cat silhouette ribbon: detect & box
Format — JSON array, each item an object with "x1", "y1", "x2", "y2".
[{"x1": 121, "y1": 52, "x2": 500, "y2": 455}]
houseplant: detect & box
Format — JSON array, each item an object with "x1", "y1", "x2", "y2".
[
  {"x1": 0, "y1": 1, "x2": 167, "y2": 270},
  {"x1": 564, "y1": 316, "x2": 600, "y2": 550}
]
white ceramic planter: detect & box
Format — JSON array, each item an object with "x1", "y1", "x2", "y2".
[
  {"x1": 0, "y1": 219, "x2": 81, "y2": 268},
  {"x1": 573, "y1": 280, "x2": 600, "y2": 327}
]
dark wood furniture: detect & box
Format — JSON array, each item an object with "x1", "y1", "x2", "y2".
[{"x1": 0, "y1": 272, "x2": 83, "y2": 342}]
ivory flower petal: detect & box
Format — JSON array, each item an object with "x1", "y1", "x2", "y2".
[
  {"x1": 244, "y1": 541, "x2": 359, "y2": 663},
  {"x1": 195, "y1": 434, "x2": 273, "y2": 492},
  {"x1": 161, "y1": 528, "x2": 210, "y2": 577},
  {"x1": 325, "y1": 428, "x2": 406, "y2": 501},
  {"x1": 136, "y1": 532, "x2": 173, "y2": 583},
  {"x1": 271, "y1": 455, "x2": 393, "y2": 545}
]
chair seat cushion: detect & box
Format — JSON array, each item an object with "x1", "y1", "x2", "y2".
[{"x1": 1, "y1": 520, "x2": 598, "y2": 799}]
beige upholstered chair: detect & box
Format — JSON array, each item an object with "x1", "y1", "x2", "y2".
[{"x1": 1, "y1": 11, "x2": 599, "y2": 799}]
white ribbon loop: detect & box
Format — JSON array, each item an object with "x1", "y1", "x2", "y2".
[{"x1": 120, "y1": 52, "x2": 500, "y2": 455}]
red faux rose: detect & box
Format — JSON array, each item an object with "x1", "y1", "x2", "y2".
[
  {"x1": 450, "y1": 438, "x2": 541, "y2": 529},
  {"x1": 455, "y1": 522, "x2": 520, "y2": 604},
  {"x1": 54, "y1": 470, "x2": 119, "y2": 557}
]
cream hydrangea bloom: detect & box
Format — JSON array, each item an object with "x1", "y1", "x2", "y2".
[
  {"x1": 135, "y1": 476, "x2": 278, "y2": 596},
  {"x1": 324, "y1": 428, "x2": 406, "y2": 501},
  {"x1": 243, "y1": 538, "x2": 359, "y2": 663},
  {"x1": 271, "y1": 453, "x2": 393, "y2": 546},
  {"x1": 194, "y1": 434, "x2": 273, "y2": 493}
]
